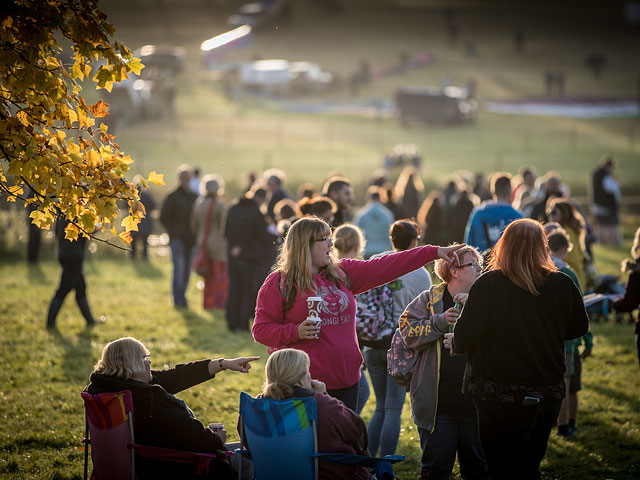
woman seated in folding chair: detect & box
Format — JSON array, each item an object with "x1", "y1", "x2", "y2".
[
  {"x1": 257, "y1": 348, "x2": 371, "y2": 480},
  {"x1": 87, "y1": 336, "x2": 259, "y2": 479}
]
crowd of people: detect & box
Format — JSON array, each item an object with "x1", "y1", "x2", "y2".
[{"x1": 58, "y1": 153, "x2": 638, "y2": 479}]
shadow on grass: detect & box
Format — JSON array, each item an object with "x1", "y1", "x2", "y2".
[
  {"x1": 180, "y1": 307, "x2": 257, "y2": 355},
  {"x1": 48, "y1": 325, "x2": 98, "y2": 383},
  {"x1": 130, "y1": 259, "x2": 163, "y2": 278},
  {"x1": 26, "y1": 262, "x2": 50, "y2": 284},
  {"x1": 544, "y1": 392, "x2": 640, "y2": 479}
]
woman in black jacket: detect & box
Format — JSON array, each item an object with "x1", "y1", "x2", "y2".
[
  {"x1": 444, "y1": 218, "x2": 589, "y2": 480},
  {"x1": 87, "y1": 337, "x2": 259, "y2": 479}
]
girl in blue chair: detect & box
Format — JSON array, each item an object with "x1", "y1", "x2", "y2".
[{"x1": 260, "y1": 348, "x2": 371, "y2": 480}]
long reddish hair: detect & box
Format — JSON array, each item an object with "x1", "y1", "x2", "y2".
[{"x1": 488, "y1": 218, "x2": 557, "y2": 295}]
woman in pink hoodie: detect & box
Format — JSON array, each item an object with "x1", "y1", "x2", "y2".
[{"x1": 253, "y1": 216, "x2": 461, "y2": 411}]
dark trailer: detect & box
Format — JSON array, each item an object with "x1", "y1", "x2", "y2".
[{"x1": 395, "y1": 86, "x2": 478, "y2": 126}]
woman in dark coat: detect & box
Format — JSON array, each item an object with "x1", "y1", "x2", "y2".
[
  {"x1": 444, "y1": 218, "x2": 589, "y2": 480},
  {"x1": 87, "y1": 337, "x2": 259, "y2": 479}
]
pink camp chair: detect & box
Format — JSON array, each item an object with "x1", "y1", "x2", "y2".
[{"x1": 81, "y1": 389, "x2": 231, "y2": 480}]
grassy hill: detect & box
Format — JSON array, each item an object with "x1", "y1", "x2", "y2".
[{"x1": 93, "y1": 0, "x2": 640, "y2": 202}]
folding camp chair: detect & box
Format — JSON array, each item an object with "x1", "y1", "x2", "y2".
[
  {"x1": 236, "y1": 391, "x2": 404, "y2": 480},
  {"x1": 81, "y1": 389, "x2": 231, "y2": 480}
]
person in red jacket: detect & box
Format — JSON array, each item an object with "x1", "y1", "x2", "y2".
[{"x1": 252, "y1": 216, "x2": 462, "y2": 411}]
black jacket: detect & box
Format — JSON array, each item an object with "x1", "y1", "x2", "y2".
[
  {"x1": 160, "y1": 186, "x2": 198, "y2": 245},
  {"x1": 87, "y1": 360, "x2": 233, "y2": 479},
  {"x1": 56, "y1": 219, "x2": 87, "y2": 259},
  {"x1": 613, "y1": 262, "x2": 640, "y2": 334},
  {"x1": 225, "y1": 197, "x2": 275, "y2": 264},
  {"x1": 453, "y1": 270, "x2": 589, "y2": 399}
]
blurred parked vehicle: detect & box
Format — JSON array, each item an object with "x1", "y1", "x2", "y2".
[
  {"x1": 395, "y1": 86, "x2": 478, "y2": 126},
  {"x1": 134, "y1": 45, "x2": 186, "y2": 76}
]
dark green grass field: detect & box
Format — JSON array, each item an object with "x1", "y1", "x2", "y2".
[{"x1": 0, "y1": 241, "x2": 639, "y2": 479}]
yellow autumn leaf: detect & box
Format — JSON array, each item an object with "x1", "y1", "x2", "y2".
[
  {"x1": 64, "y1": 225, "x2": 79, "y2": 241},
  {"x1": 148, "y1": 171, "x2": 165, "y2": 186},
  {"x1": 16, "y1": 110, "x2": 29, "y2": 126},
  {"x1": 29, "y1": 210, "x2": 53, "y2": 229},
  {"x1": 120, "y1": 215, "x2": 139, "y2": 232},
  {"x1": 87, "y1": 149, "x2": 101, "y2": 166},
  {"x1": 126, "y1": 57, "x2": 144, "y2": 75},
  {"x1": 119, "y1": 155, "x2": 134, "y2": 165}
]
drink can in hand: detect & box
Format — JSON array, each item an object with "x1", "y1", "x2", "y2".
[{"x1": 209, "y1": 423, "x2": 224, "y2": 432}]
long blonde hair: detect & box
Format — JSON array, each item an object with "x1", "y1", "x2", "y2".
[
  {"x1": 489, "y1": 218, "x2": 557, "y2": 295},
  {"x1": 93, "y1": 337, "x2": 149, "y2": 380},
  {"x1": 262, "y1": 349, "x2": 310, "y2": 400},
  {"x1": 274, "y1": 216, "x2": 347, "y2": 310},
  {"x1": 622, "y1": 227, "x2": 640, "y2": 271}
]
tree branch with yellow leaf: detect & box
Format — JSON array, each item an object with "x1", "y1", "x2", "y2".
[{"x1": 0, "y1": 0, "x2": 163, "y2": 248}]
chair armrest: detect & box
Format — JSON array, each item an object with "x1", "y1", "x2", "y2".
[
  {"x1": 130, "y1": 443, "x2": 232, "y2": 475},
  {"x1": 233, "y1": 447, "x2": 252, "y2": 460}
]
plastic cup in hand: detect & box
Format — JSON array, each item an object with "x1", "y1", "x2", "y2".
[
  {"x1": 307, "y1": 296, "x2": 322, "y2": 318},
  {"x1": 307, "y1": 296, "x2": 322, "y2": 339}
]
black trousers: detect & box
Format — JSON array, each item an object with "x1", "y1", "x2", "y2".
[
  {"x1": 226, "y1": 259, "x2": 257, "y2": 331},
  {"x1": 53, "y1": 256, "x2": 87, "y2": 301},
  {"x1": 473, "y1": 398, "x2": 562, "y2": 480}
]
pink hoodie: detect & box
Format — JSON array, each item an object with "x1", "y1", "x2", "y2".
[{"x1": 252, "y1": 245, "x2": 438, "y2": 389}]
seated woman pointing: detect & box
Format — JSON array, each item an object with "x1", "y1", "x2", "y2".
[
  {"x1": 253, "y1": 216, "x2": 462, "y2": 411},
  {"x1": 87, "y1": 336, "x2": 259, "y2": 479}
]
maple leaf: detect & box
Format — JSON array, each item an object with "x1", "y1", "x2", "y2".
[
  {"x1": 121, "y1": 215, "x2": 139, "y2": 232},
  {"x1": 148, "y1": 171, "x2": 165, "y2": 186},
  {"x1": 119, "y1": 230, "x2": 133, "y2": 245},
  {"x1": 126, "y1": 57, "x2": 144, "y2": 76},
  {"x1": 90, "y1": 100, "x2": 109, "y2": 118}
]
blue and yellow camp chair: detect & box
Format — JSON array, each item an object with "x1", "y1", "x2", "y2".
[{"x1": 236, "y1": 391, "x2": 404, "y2": 480}]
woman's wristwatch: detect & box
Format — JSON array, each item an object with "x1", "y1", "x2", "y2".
[{"x1": 218, "y1": 358, "x2": 226, "y2": 371}]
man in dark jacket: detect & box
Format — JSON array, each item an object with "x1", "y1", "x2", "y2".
[
  {"x1": 160, "y1": 165, "x2": 198, "y2": 308},
  {"x1": 46, "y1": 218, "x2": 101, "y2": 328},
  {"x1": 225, "y1": 190, "x2": 276, "y2": 331}
]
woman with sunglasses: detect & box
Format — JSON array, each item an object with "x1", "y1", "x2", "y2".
[
  {"x1": 445, "y1": 219, "x2": 589, "y2": 480},
  {"x1": 400, "y1": 245, "x2": 489, "y2": 480},
  {"x1": 253, "y1": 216, "x2": 463, "y2": 411}
]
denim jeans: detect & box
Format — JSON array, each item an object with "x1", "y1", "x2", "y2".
[
  {"x1": 356, "y1": 368, "x2": 370, "y2": 415},
  {"x1": 473, "y1": 398, "x2": 561, "y2": 480},
  {"x1": 364, "y1": 347, "x2": 406, "y2": 457},
  {"x1": 418, "y1": 412, "x2": 489, "y2": 480},
  {"x1": 169, "y1": 238, "x2": 194, "y2": 307}
]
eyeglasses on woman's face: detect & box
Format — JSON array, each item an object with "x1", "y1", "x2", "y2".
[
  {"x1": 311, "y1": 236, "x2": 332, "y2": 245},
  {"x1": 142, "y1": 354, "x2": 151, "y2": 362},
  {"x1": 455, "y1": 262, "x2": 482, "y2": 272}
]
